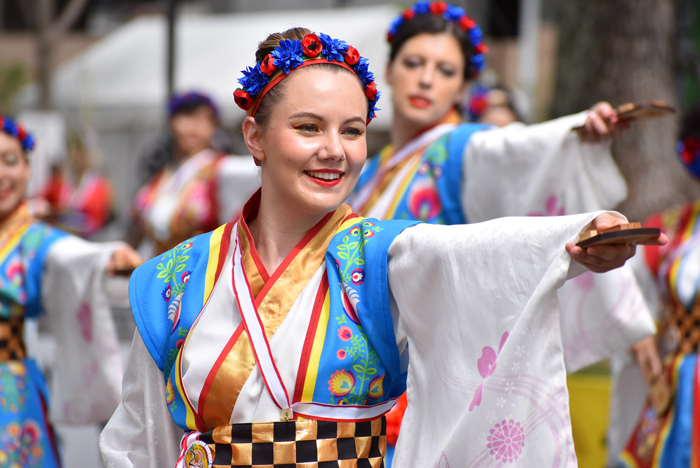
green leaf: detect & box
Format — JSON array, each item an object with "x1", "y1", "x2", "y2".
[
  {"x1": 338, "y1": 252, "x2": 349, "y2": 259},
  {"x1": 156, "y1": 271, "x2": 169, "y2": 279},
  {"x1": 348, "y1": 242, "x2": 358, "y2": 249},
  {"x1": 366, "y1": 368, "x2": 377, "y2": 375},
  {"x1": 355, "y1": 259, "x2": 365, "y2": 265},
  {"x1": 175, "y1": 264, "x2": 186, "y2": 273},
  {"x1": 353, "y1": 364, "x2": 365, "y2": 373},
  {"x1": 337, "y1": 244, "x2": 348, "y2": 251},
  {"x1": 343, "y1": 235, "x2": 349, "y2": 243}
]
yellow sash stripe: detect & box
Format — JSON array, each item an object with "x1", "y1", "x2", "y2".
[
  {"x1": 385, "y1": 156, "x2": 423, "y2": 220},
  {"x1": 301, "y1": 290, "x2": 332, "y2": 403},
  {"x1": 203, "y1": 224, "x2": 227, "y2": 304}
]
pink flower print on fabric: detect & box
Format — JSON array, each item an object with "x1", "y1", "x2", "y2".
[
  {"x1": 328, "y1": 370, "x2": 355, "y2": 397},
  {"x1": 573, "y1": 271, "x2": 595, "y2": 292},
  {"x1": 434, "y1": 452, "x2": 450, "y2": 468},
  {"x1": 76, "y1": 302, "x2": 92, "y2": 342},
  {"x1": 407, "y1": 180, "x2": 442, "y2": 221},
  {"x1": 350, "y1": 269, "x2": 365, "y2": 285},
  {"x1": 469, "y1": 331, "x2": 509, "y2": 412},
  {"x1": 338, "y1": 326, "x2": 353, "y2": 341},
  {"x1": 337, "y1": 349, "x2": 347, "y2": 360},
  {"x1": 528, "y1": 195, "x2": 565, "y2": 217},
  {"x1": 487, "y1": 419, "x2": 525, "y2": 463}
]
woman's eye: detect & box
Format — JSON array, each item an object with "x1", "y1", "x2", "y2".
[
  {"x1": 294, "y1": 124, "x2": 319, "y2": 133},
  {"x1": 343, "y1": 127, "x2": 364, "y2": 138},
  {"x1": 2, "y1": 152, "x2": 19, "y2": 166},
  {"x1": 438, "y1": 65, "x2": 457, "y2": 77},
  {"x1": 402, "y1": 57, "x2": 422, "y2": 69}
]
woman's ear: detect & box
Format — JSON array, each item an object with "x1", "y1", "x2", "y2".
[
  {"x1": 241, "y1": 116, "x2": 266, "y2": 164},
  {"x1": 385, "y1": 60, "x2": 394, "y2": 87}
]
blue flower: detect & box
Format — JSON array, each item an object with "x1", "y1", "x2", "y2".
[
  {"x1": 444, "y1": 5, "x2": 465, "y2": 22},
  {"x1": 319, "y1": 33, "x2": 348, "y2": 62},
  {"x1": 413, "y1": 1, "x2": 431, "y2": 14},
  {"x1": 2, "y1": 118, "x2": 17, "y2": 137},
  {"x1": 354, "y1": 57, "x2": 375, "y2": 85},
  {"x1": 469, "y1": 26, "x2": 483, "y2": 44},
  {"x1": 271, "y1": 39, "x2": 304, "y2": 74},
  {"x1": 388, "y1": 17, "x2": 403, "y2": 37},
  {"x1": 471, "y1": 54, "x2": 485, "y2": 70},
  {"x1": 238, "y1": 65, "x2": 267, "y2": 96}
]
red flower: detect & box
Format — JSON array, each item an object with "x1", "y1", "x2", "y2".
[
  {"x1": 260, "y1": 53, "x2": 277, "y2": 76},
  {"x1": 338, "y1": 326, "x2": 353, "y2": 341},
  {"x1": 233, "y1": 89, "x2": 253, "y2": 111},
  {"x1": 17, "y1": 126, "x2": 26, "y2": 140},
  {"x1": 386, "y1": 31, "x2": 394, "y2": 42},
  {"x1": 402, "y1": 9, "x2": 415, "y2": 20},
  {"x1": 459, "y1": 15, "x2": 476, "y2": 30},
  {"x1": 337, "y1": 349, "x2": 347, "y2": 360},
  {"x1": 364, "y1": 81, "x2": 378, "y2": 101},
  {"x1": 429, "y1": 2, "x2": 448, "y2": 15},
  {"x1": 475, "y1": 43, "x2": 488, "y2": 54},
  {"x1": 343, "y1": 46, "x2": 360, "y2": 65},
  {"x1": 302, "y1": 33, "x2": 323, "y2": 57}
]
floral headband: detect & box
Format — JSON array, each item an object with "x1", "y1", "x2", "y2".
[
  {"x1": 168, "y1": 91, "x2": 219, "y2": 119},
  {"x1": 0, "y1": 115, "x2": 34, "y2": 153},
  {"x1": 678, "y1": 136, "x2": 700, "y2": 178},
  {"x1": 387, "y1": 1, "x2": 487, "y2": 79},
  {"x1": 234, "y1": 32, "x2": 379, "y2": 124}
]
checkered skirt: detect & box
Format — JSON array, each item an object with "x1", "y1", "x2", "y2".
[{"x1": 183, "y1": 416, "x2": 387, "y2": 468}]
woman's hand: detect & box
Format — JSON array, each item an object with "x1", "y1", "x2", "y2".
[
  {"x1": 565, "y1": 213, "x2": 668, "y2": 273},
  {"x1": 107, "y1": 245, "x2": 143, "y2": 275},
  {"x1": 578, "y1": 101, "x2": 630, "y2": 142},
  {"x1": 630, "y1": 335, "x2": 663, "y2": 385}
]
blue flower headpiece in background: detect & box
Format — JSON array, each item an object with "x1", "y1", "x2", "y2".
[
  {"x1": 0, "y1": 115, "x2": 35, "y2": 153},
  {"x1": 234, "y1": 32, "x2": 380, "y2": 124},
  {"x1": 387, "y1": 1, "x2": 488, "y2": 79},
  {"x1": 168, "y1": 91, "x2": 219, "y2": 120}
]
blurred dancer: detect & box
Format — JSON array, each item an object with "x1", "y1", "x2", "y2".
[
  {"x1": 617, "y1": 106, "x2": 700, "y2": 467},
  {"x1": 0, "y1": 114, "x2": 140, "y2": 466},
  {"x1": 467, "y1": 84, "x2": 521, "y2": 126},
  {"x1": 131, "y1": 92, "x2": 258, "y2": 258},
  {"x1": 347, "y1": 2, "x2": 654, "y2": 463}
]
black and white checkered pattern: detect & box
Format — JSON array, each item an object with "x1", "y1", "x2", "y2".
[{"x1": 195, "y1": 416, "x2": 386, "y2": 467}]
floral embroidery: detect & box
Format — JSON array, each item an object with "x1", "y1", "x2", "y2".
[
  {"x1": 328, "y1": 370, "x2": 355, "y2": 397},
  {"x1": 350, "y1": 269, "x2": 365, "y2": 285},
  {"x1": 0, "y1": 362, "x2": 27, "y2": 413},
  {"x1": 407, "y1": 179, "x2": 442, "y2": 221},
  {"x1": 338, "y1": 326, "x2": 353, "y2": 341},
  {"x1": 367, "y1": 374, "x2": 384, "y2": 399},
  {"x1": 168, "y1": 293, "x2": 183, "y2": 332},
  {"x1": 487, "y1": 419, "x2": 524, "y2": 463},
  {"x1": 341, "y1": 287, "x2": 360, "y2": 324},
  {"x1": 528, "y1": 194, "x2": 565, "y2": 217},
  {"x1": 337, "y1": 350, "x2": 346, "y2": 360},
  {"x1": 469, "y1": 331, "x2": 509, "y2": 412},
  {"x1": 76, "y1": 302, "x2": 92, "y2": 342},
  {"x1": 166, "y1": 377, "x2": 175, "y2": 405},
  {"x1": 162, "y1": 285, "x2": 172, "y2": 302},
  {"x1": 0, "y1": 420, "x2": 44, "y2": 467},
  {"x1": 181, "y1": 271, "x2": 191, "y2": 284}
]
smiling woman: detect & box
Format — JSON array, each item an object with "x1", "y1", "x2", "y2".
[{"x1": 99, "y1": 27, "x2": 663, "y2": 468}]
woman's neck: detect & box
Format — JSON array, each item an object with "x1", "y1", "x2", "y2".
[
  {"x1": 247, "y1": 192, "x2": 328, "y2": 274},
  {"x1": 390, "y1": 112, "x2": 425, "y2": 151}
]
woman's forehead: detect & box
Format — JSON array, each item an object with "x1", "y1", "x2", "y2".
[
  {"x1": 278, "y1": 68, "x2": 367, "y2": 119},
  {"x1": 0, "y1": 131, "x2": 23, "y2": 153}
]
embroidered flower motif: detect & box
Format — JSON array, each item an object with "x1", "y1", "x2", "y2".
[
  {"x1": 349, "y1": 226, "x2": 361, "y2": 236},
  {"x1": 337, "y1": 349, "x2": 347, "y2": 360},
  {"x1": 368, "y1": 374, "x2": 385, "y2": 399},
  {"x1": 271, "y1": 39, "x2": 304, "y2": 74},
  {"x1": 168, "y1": 293, "x2": 183, "y2": 332},
  {"x1": 302, "y1": 33, "x2": 323, "y2": 57},
  {"x1": 181, "y1": 271, "x2": 191, "y2": 284},
  {"x1": 407, "y1": 180, "x2": 442, "y2": 221},
  {"x1": 76, "y1": 302, "x2": 92, "y2": 342},
  {"x1": 350, "y1": 269, "x2": 365, "y2": 285},
  {"x1": 468, "y1": 384, "x2": 483, "y2": 412},
  {"x1": 487, "y1": 419, "x2": 525, "y2": 463},
  {"x1": 328, "y1": 370, "x2": 355, "y2": 397},
  {"x1": 528, "y1": 195, "x2": 565, "y2": 217},
  {"x1": 162, "y1": 284, "x2": 172, "y2": 302},
  {"x1": 338, "y1": 326, "x2": 353, "y2": 341},
  {"x1": 5, "y1": 363, "x2": 25, "y2": 378},
  {"x1": 166, "y1": 378, "x2": 175, "y2": 405},
  {"x1": 176, "y1": 338, "x2": 186, "y2": 349},
  {"x1": 477, "y1": 346, "x2": 498, "y2": 378},
  {"x1": 363, "y1": 230, "x2": 375, "y2": 239}
]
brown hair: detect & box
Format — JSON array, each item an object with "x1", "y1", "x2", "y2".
[{"x1": 252, "y1": 27, "x2": 366, "y2": 129}]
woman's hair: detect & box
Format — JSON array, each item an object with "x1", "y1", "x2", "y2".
[
  {"x1": 388, "y1": 14, "x2": 476, "y2": 81},
  {"x1": 680, "y1": 104, "x2": 700, "y2": 141},
  {"x1": 252, "y1": 27, "x2": 365, "y2": 129}
]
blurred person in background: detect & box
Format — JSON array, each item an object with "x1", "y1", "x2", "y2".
[
  {"x1": 346, "y1": 2, "x2": 654, "y2": 464},
  {"x1": 617, "y1": 105, "x2": 700, "y2": 467},
  {"x1": 0, "y1": 114, "x2": 140, "y2": 467},
  {"x1": 466, "y1": 84, "x2": 522, "y2": 127},
  {"x1": 130, "y1": 91, "x2": 258, "y2": 259},
  {"x1": 37, "y1": 135, "x2": 114, "y2": 239}
]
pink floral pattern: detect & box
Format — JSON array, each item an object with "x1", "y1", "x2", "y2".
[
  {"x1": 487, "y1": 419, "x2": 524, "y2": 462},
  {"x1": 338, "y1": 326, "x2": 352, "y2": 341},
  {"x1": 76, "y1": 302, "x2": 92, "y2": 342},
  {"x1": 528, "y1": 195, "x2": 565, "y2": 217},
  {"x1": 469, "y1": 331, "x2": 509, "y2": 412}
]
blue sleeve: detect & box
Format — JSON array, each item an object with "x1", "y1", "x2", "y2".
[
  {"x1": 129, "y1": 234, "x2": 212, "y2": 372},
  {"x1": 25, "y1": 224, "x2": 67, "y2": 318}
]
